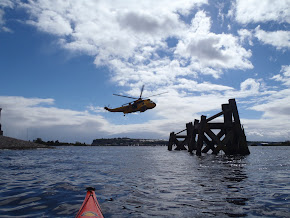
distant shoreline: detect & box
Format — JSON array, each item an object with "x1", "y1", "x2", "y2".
[
  {"x1": 248, "y1": 141, "x2": 290, "y2": 146},
  {"x1": 32, "y1": 137, "x2": 168, "y2": 147},
  {"x1": 1, "y1": 136, "x2": 289, "y2": 150},
  {"x1": 0, "y1": 136, "x2": 52, "y2": 150}
]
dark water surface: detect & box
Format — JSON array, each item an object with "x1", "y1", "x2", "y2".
[{"x1": 0, "y1": 146, "x2": 289, "y2": 217}]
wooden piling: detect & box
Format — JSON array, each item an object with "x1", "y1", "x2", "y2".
[
  {"x1": 168, "y1": 132, "x2": 174, "y2": 151},
  {"x1": 196, "y1": 115, "x2": 206, "y2": 156},
  {"x1": 168, "y1": 99, "x2": 250, "y2": 156}
]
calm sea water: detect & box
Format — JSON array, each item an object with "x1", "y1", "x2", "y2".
[{"x1": 0, "y1": 146, "x2": 289, "y2": 217}]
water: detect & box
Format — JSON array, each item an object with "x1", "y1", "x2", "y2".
[{"x1": 0, "y1": 146, "x2": 289, "y2": 217}]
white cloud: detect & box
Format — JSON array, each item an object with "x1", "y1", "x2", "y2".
[
  {"x1": 0, "y1": 0, "x2": 14, "y2": 8},
  {"x1": 243, "y1": 117, "x2": 290, "y2": 141},
  {"x1": 238, "y1": 29, "x2": 253, "y2": 46},
  {"x1": 19, "y1": 0, "x2": 206, "y2": 57},
  {"x1": 242, "y1": 66, "x2": 290, "y2": 141},
  {"x1": 0, "y1": 96, "x2": 110, "y2": 142},
  {"x1": 173, "y1": 78, "x2": 233, "y2": 92},
  {"x1": 174, "y1": 11, "x2": 253, "y2": 78},
  {"x1": 251, "y1": 94, "x2": 290, "y2": 118},
  {"x1": 240, "y1": 78, "x2": 260, "y2": 92},
  {"x1": 271, "y1": 65, "x2": 290, "y2": 86},
  {"x1": 234, "y1": 1, "x2": 290, "y2": 50},
  {"x1": 26, "y1": 10, "x2": 73, "y2": 36},
  {"x1": 11, "y1": 0, "x2": 253, "y2": 86},
  {"x1": 0, "y1": 9, "x2": 6, "y2": 26},
  {"x1": 235, "y1": 0, "x2": 290, "y2": 24},
  {"x1": 0, "y1": 0, "x2": 14, "y2": 32},
  {"x1": 254, "y1": 26, "x2": 290, "y2": 49}
]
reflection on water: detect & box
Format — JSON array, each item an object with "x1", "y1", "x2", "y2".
[{"x1": 0, "y1": 146, "x2": 289, "y2": 217}]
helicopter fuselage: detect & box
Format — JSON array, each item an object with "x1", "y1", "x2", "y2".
[{"x1": 104, "y1": 99, "x2": 156, "y2": 114}]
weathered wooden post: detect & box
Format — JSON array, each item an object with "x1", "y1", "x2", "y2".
[
  {"x1": 186, "y1": 122, "x2": 193, "y2": 153},
  {"x1": 188, "y1": 119, "x2": 198, "y2": 153},
  {"x1": 222, "y1": 103, "x2": 233, "y2": 153},
  {"x1": 168, "y1": 132, "x2": 175, "y2": 151},
  {"x1": 0, "y1": 108, "x2": 3, "y2": 136},
  {"x1": 196, "y1": 115, "x2": 206, "y2": 156},
  {"x1": 229, "y1": 99, "x2": 250, "y2": 155}
]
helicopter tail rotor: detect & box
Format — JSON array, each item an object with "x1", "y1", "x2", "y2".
[{"x1": 140, "y1": 85, "x2": 145, "y2": 98}]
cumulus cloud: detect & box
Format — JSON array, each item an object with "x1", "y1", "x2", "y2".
[
  {"x1": 271, "y1": 65, "x2": 290, "y2": 86},
  {"x1": 173, "y1": 78, "x2": 233, "y2": 92},
  {"x1": 242, "y1": 65, "x2": 290, "y2": 141},
  {"x1": 11, "y1": 0, "x2": 253, "y2": 86},
  {"x1": 234, "y1": 1, "x2": 290, "y2": 50},
  {"x1": 235, "y1": 0, "x2": 290, "y2": 24},
  {"x1": 252, "y1": 98, "x2": 290, "y2": 118},
  {"x1": 26, "y1": 10, "x2": 73, "y2": 36},
  {"x1": 174, "y1": 11, "x2": 253, "y2": 78},
  {"x1": 254, "y1": 26, "x2": 290, "y2": 49},
  {"x1": 0, "y1": 0, "x2": 14, "y2": 32},
  {"x1": 243, "y1": 116, "x2": 290, "y2": 141},
  {"x1": 238, "y1": 29, "x2": 253, "y2": 46},
  {"x1": 0, "y1": 96, "x2": 110, "y2": 142}
]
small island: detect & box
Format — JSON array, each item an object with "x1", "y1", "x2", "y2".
[
  {"x1": 248, "y1": 141, "x2": 290, "y2": 146},
  {"x1": 28, "y1": 137, "x2": 167, "y2": 147},
  {"x1": 91, "y1": 137, "x2": 167, "y2": 146},
  {"x1": 0, "y1": 135, "x2": 51, "y2": 150}
]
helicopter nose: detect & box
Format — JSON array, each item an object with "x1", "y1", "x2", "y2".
[{"x1": 152, "y1": 102, "x2": 156, "y2": 108}]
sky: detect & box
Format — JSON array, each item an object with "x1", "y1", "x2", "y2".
[{"x1": 0, "y1": 0, "x2": 289, "y2": 143}]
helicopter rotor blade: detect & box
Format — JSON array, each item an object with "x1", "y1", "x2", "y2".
[
  {"x1": 140, "y1": 85, "x2": 145, "y2": 98},
  {"x1": 113, "y1": 94, "x2": 138, "y2": 99},
  {"x1": 144, "y1": 91, "x2": 168, "y2": 98}
]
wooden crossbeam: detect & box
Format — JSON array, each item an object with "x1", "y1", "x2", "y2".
[
  {"x1": 202, "y1": 135, "x2": 216, "y2": 153},
  {"x1": 206, "y1": 111, "x2": 223, "y2": 122},
  {"x1": 176, "y1": 128, "x2": 186, "y2": 135},
  {"x1": 217, "y1": 129, "x2": 225, "y2": 139},
  {"x1": 205, "y1": 128, "x2": 225, "y2": 154},
  {"x1": 207, "y1": 123, "x2": 233, "y2": 129}
]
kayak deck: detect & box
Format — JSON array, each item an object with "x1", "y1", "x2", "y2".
[{"x1": 76, "y1": 187, "x2": 104, "y2": 218}]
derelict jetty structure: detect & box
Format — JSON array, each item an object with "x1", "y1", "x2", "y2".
[{"x1": 168, "y1": 99, "x2": 250, "y2": 156}]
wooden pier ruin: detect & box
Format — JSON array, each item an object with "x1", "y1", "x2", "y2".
[{"x1": 168, "y1": 99, "x2": 250, "y2": 156}]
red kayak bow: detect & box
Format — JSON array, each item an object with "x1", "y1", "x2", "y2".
[{"x1": 76, "y1": 187, "x2": 104, "y2": 218}]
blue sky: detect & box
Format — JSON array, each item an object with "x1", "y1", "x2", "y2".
[{"x1": 0, "y1": 0, "x2": 289, "y2": 143}]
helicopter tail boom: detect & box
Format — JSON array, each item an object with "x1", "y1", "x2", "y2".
[{"x1": 104, "y1": 106, "x2": 126, "y2": 113}]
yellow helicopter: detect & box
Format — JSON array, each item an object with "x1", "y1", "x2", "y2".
[{"x1": 104, "y1": 85, "x2": 166, "y2": 116}]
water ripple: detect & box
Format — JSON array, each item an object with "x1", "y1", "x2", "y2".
[{"x1": 0, "y1": 146, "x2": 289, "y2": 217}]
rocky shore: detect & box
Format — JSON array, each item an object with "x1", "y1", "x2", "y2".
[{"x1": 0, "y1": 135, "x2": 52, "y2": 150}]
